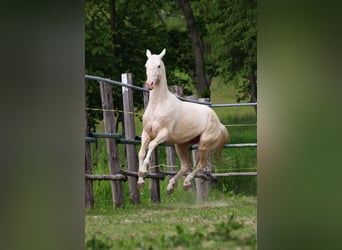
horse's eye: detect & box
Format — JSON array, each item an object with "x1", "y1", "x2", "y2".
[{"x1": 158, "y1": 65, "x2": 161, "y2": 68}]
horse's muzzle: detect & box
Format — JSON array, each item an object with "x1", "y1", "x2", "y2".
[{"x1": 145, "y1": 81, "x2": 154, "y2": 90}]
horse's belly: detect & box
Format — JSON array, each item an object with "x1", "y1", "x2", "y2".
[{"x1": 166, "y1": 129, "x2": 201, "y2": 145}]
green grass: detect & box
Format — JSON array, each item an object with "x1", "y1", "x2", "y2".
[{"x1": 86, "y1": 195, "x2": 257, "y2": 249}]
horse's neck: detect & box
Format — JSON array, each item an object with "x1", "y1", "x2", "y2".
[{"x1": 149, "y1": 78, "x2": 171, "y2": 104}]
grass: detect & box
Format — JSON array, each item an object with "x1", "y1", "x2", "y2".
[
  {"x1": 86, "y1": 77, "x2": 257, "y2": 249},
  {"x1": 86, "y1": 195, "x2": 257, "y2": 249}
]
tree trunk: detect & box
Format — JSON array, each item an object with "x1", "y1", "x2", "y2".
[
  {"x1": 178, "y1": 0, "x2": 209, "y2": 98},
  {"x1": 109, "y1": 0, "x2": 116, "y2": 56}
]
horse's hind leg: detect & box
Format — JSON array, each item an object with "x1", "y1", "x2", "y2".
[
  {"x1": 183, "y1": 148, "x2": 209, "y2": 190},
  {"x1": 167, "y1": 143, "x2": 192, "y2": 195}
]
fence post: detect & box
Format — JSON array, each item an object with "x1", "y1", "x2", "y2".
[
  {"x1": 166, "y1": 146, "x2": 176, "y2": 173},
  {"x1": 85, "y1": 111, "x2": 94, "y2": 209},
  {"x1": 99, "y1": 81, "x2": 124, "y2": 208},
  {"x1": 121, "y1": 73, "x2": 140, "y2": 204},
  {"x1": 143, "y1": 92, "x2": 161, "y2": 203}
]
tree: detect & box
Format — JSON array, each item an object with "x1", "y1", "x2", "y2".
[
  {"x1": 177, "y1": 0, "x2": 256, "y2": 104},
  {"x1": 85, "y1": 0, "x2": 194, "y2": 130},
  {"x1": 85, "y1": 0, "x2": 257, "y2": 131},
  {"x1": 178, "y1": 0, "x2": 210, "y2": 98},
  {"x1": 203, "y1": 0, "x2": 257, "y2": 107}
]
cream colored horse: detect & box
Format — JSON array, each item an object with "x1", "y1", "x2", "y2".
[{"x1": 137, "y1": 48, "x2": 228, "y2": 195}]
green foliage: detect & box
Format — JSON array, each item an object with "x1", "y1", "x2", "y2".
[
  {"x1": 85, "y1": 0, "x2": 257, "y2": 130},
  {"x1": 85, "y1": 0, "x2": 195, "y2": 130},
  {"x1": 191, "y1": 0, "x2": 257, "y2": 101},
  {"x1": 86, "y1": 236, "x2": 113, "y2": 250}
]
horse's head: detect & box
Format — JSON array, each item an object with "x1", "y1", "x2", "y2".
[{"x1": 145, "y1": 48, "x2": 166, "y2": 90}]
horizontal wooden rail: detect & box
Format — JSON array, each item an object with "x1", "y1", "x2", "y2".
[
  {"x1": 85, "y1": 137, "x2": 96, "y2": 142},
  {"x1": 85, "y1": 174, "x2": 127, "y2": 181},
  {"x1": 212, "y1": 172, "x2": 257, "y2": 177},
  {"x1": 90, "y1": 132, "x2": 122, "y2": 139},
  {"x1": 85, "y1": 170, "x2": 256, "y2": 182},
  {"x1": 160, "y1": 170, "x2": 212, "y2": 180},
  {"x1": 120, "y1": 169, "x2": 166, "y2": 180}
]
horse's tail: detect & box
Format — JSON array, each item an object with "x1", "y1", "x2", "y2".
[{"x1": 215, "y1": 124, "x2": 229, "y2": 161}]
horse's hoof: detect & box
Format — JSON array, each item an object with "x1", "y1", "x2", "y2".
[
  {"x1": 166, "y1": 188, "x2": 174, "y2": 195},
  {"x1": 138, "y1": 171, "x2": 147, "y2": 178},
  {"x1": 137, "y1": 182, "x2": 145, "y2": 189},
  {"x1": 183, "y1": 182, "x2": 191, "y2": 191}
]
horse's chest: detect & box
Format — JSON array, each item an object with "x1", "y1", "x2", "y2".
[{"x1": 143, "y1": 113, "x2": 168, "y2": 138}]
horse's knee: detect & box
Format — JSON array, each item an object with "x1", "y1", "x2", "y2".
[{"x1": 143, "y1": 158, "x2": 149, "y2": 166}]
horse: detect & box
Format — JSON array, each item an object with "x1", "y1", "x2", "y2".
[{"x1": 137, "y1": 48, "x2": 228, "y2": 195}]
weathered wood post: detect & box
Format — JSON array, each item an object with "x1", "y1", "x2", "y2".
[
  {"x1": 121, "y1": 73, "x2": 140, "y2": 204},
  {"x1": 166, "y1": 146, "x2": 176, "y2": 173},
  {"x1": 99, "y1": 81, "x2": 124, "y2": 208},
  {"x1": 143, "y1": 91, "x2": 161, "y2": 203},
  {"x1": 85, "y1": 111, "x2": 94, "y2": 209}
]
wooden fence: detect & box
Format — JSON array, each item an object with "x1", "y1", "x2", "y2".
[{"x1": 85, "y1": 73, "x2": 257, "y2": 208}]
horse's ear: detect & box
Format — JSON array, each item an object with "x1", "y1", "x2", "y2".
[
  {"x1": 159, "y1": 48, "x2": 166, "y2": 58},
  {"x1": 146, "y1": 49, "x2": 152, "y2": 58}
]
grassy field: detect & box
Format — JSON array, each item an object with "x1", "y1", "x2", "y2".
[
  {"x1": 86, "y1": 195, "x2": 256, "y2": 250},
  {"x1": 86, "y1": 78, "x2": 257, "y2": 249}
]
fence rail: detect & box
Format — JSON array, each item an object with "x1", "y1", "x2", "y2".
[
  {"x1": 85, "y1": 74, "x2": 256, "y2": 108},
  {"x1": 85, "y1": 74, "x2": 149, "y2": 92},
  {"x1": 86, "y1": 132, "x2": 257, "y2": 149}
]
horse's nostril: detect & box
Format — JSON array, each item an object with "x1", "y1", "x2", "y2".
[{"x1": 145, "y1": 81, "x2": 154, "y2": 90}]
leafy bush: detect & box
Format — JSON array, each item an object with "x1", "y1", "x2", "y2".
[{"x1": 86, "y1": 236, "x2": 113, "y2": 250}]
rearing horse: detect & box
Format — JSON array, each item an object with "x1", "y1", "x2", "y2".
[{"x1": 138, "y1": 48, "x2": 228, "y2": 195}]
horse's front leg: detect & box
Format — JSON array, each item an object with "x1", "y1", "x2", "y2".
[
  {"x1": 137, "y1": 130, "x2": 151, "y2": 188},
  {"x1": 137, "y1": 129, "x2": 168, "y2": 189}
]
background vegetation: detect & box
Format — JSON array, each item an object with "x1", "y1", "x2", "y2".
[{"x1": 85, "y1": 0, "x2": 257, "y2": 130}]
